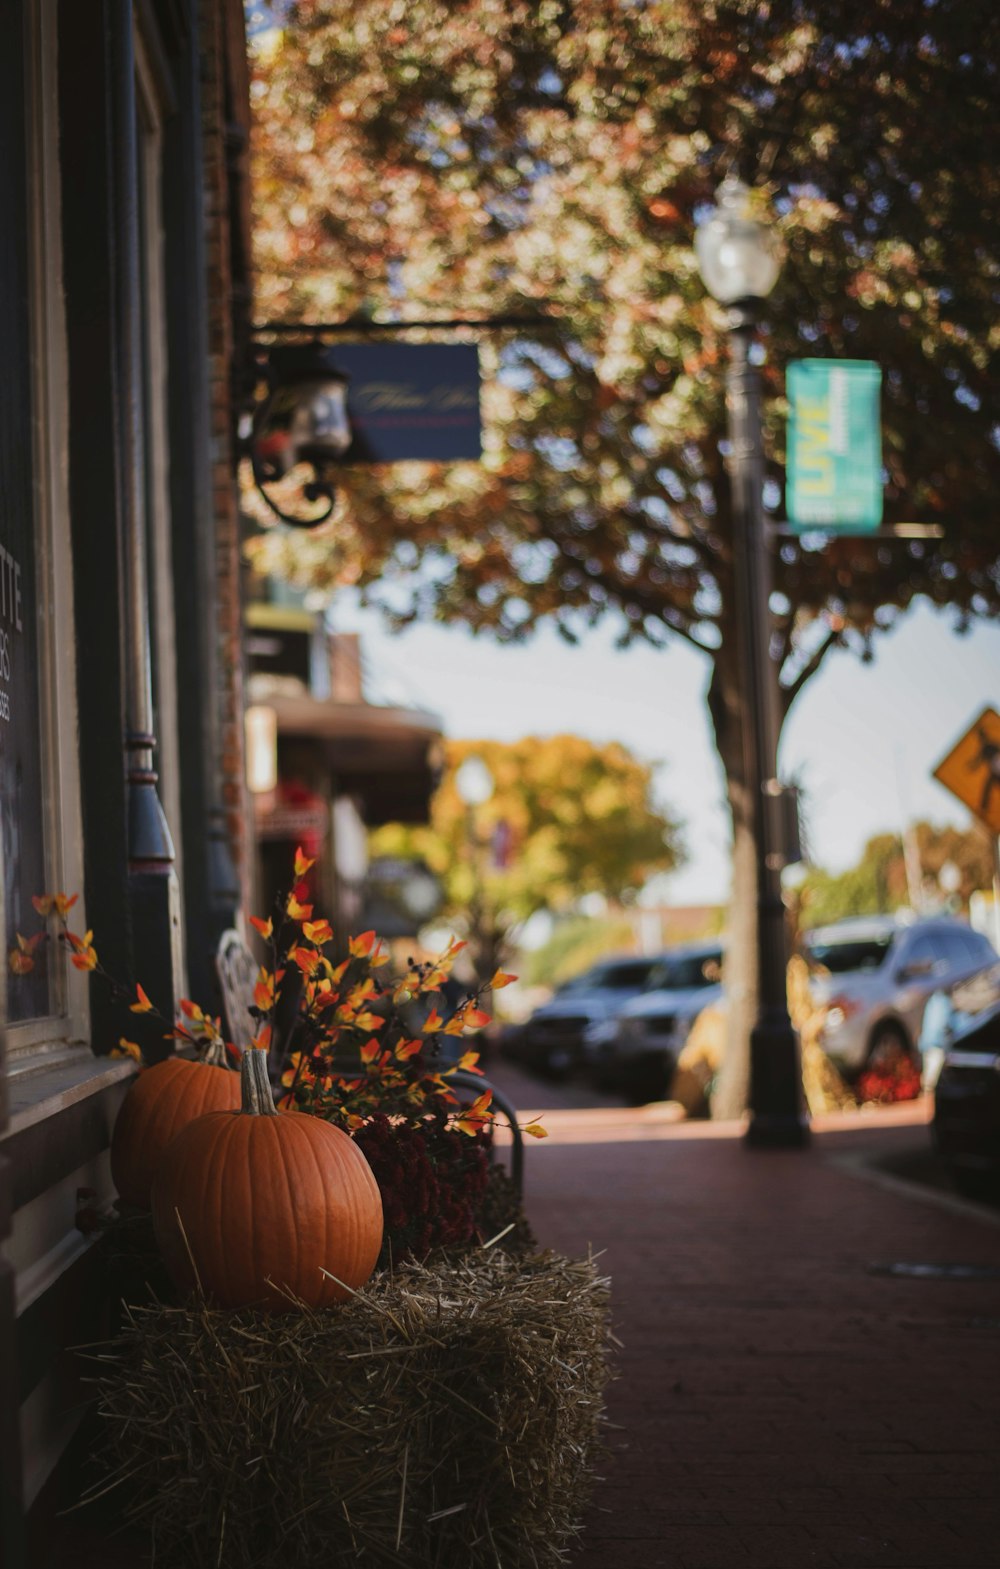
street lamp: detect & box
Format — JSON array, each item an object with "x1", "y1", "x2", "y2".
[
  {"x1": 454, "y1": 756, "x2": 496, "y2": 985},
  {"x1": 695, "y1": 174, "x2": 809, "y2": 1149},
  {"x1": 250, "y1": 342, "x2": 353, "y2": 528}
]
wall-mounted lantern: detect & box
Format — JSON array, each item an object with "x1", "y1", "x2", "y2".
[{"x1": 250, "y1": 343, "x2": 352, "y2": 528}]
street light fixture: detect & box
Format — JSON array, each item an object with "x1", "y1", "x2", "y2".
[
  {"x1": 695, "y1": 174, "x2": 809, "y2": 1149},
  {"x1": 250, "y1": 342, "x2": 353, "y2": 528},
  {"x1": 454, "y1": 756, "x2": 496, "y2": 985}
]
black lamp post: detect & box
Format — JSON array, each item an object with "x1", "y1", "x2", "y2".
[{"x1": 695, "y1": 175, "x2": 809, "y2": 1149}]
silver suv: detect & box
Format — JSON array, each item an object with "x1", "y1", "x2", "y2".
[
  {"x1": 596, "y1": 942, "x2": 724, "y2": 1102},
  {"x1": 806, "y1": 914, "x2": 996, "y2": 1077}
]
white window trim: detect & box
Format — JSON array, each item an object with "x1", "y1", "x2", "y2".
[
  {"x1": 7, "y1": 0, "x2": 88, "y2": 1072},
  {"x1": 135, "y1": 26, "x2": 187, "y2": 983}
]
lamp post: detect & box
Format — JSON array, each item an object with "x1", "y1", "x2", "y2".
[
  {"x1": 695, "y1": 175, "x2": 809, "y2": 1149},
  {"x1": 454, "y1": 756, "x2": 496, "y2": 986}
]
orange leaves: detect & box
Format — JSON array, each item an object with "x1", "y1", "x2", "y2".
[
  {"x1": 254, "y1": 967, "x2": 276, "y2": 1009},
  {"x1": 302, "y1": 918, "x2": 333, "y2": 946},
  {"x1": 9, "y1": 932, "x2": 42, "y2": 974},
  {"x1": 456, "y1": 1049, "x2": 481, "y2": 1073},
  {"x1": 348, "y1": 929, "x2": 387, "y2": 965},
  {"x1": 250, "y1": 915, "x2": 273, "y2": 940},
  {"x1": 291, "y1": 946, "x2": 320, "y2": 976},
  {"x1": 359, "y1": 1038, "x2": 382, "y2": 1065},
  {"x1": 66, "y1": 930, "x2": 98, "y2": 971},
  {"x1": 394, "y1": 1037, "x2": 423, "y2": 1061},
  {"x1": 251, "y1": 1025, "x2": 272, "y2": 1054},
  {"x1": 129, "y1": 984, "x2": 154, "y2": 1014},
  {"x1": 522, "y1": 1121, "x2": 548, "y2": 1140},
  {"x1": 32, "y1": 892, "x2": 77, "y2": 919},
  {"x1": 421, "y1": 1007, "x2": 444, "y2": 1034},
  {"x1": 347, "y1": 977, "x2": 376, "y2": 1009},
  {"x1": 286, "y1": 893, "x2": 313, "y2": 922},
  {"x1": 112, "y1": 1038, "x2": 143, "y2": 1065},
  {"x1": 293, "y1": 845, "x2": 315, "y2": 879},
  {"x1": 456, "y1": 1088, "x2": 493, "y2": 1137},
  {"x1": 490, "y1": 969, "x2": 517, "y2": 990}
]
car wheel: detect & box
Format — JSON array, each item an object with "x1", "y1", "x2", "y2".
[
  {"x1": 624, "y1": 1054, "x2": 673, "y2": 1106},
  {"x1": 856, "y1": 1022, "x2": 921, "y2": 1104}
]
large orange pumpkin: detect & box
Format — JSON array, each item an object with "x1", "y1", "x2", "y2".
[
  {"x1": 151, "y1": 1048, "x2": 383, "y2": 1312},
  {"x1": 111, "y1": 1055, "x2": 242, "y2": 1209}
]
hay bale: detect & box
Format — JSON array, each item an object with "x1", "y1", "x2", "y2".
[{"x1": 87, "y1": 1250, "x2": 610, "y2": 1569}]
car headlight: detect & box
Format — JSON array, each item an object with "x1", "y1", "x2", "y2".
[
  {"x1": 823, "y1": 996, "x2": 862, "y2": 1033},
  {"x1": 583, "y1": 1019, "x2": 616, "y2": 1047}
]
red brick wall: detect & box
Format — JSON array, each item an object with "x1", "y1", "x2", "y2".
[{"x1": 200, "y1": 0, "x2": 254, "y2": 917}]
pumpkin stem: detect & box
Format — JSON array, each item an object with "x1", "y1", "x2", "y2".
[
  {"x1": 201, "y1": 1038, "x2": 230, "y2": 1070},
  {"x1": 240, "y1": 1047, "x2": 279, "y2": 1116}
]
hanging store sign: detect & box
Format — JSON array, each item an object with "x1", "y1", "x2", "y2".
[
  {"x1": 786, "y1": 359, "x2": 883, "y2": 533},
  {"x1": 331, "y1": 342, "x2": 481, "y2": 463}
]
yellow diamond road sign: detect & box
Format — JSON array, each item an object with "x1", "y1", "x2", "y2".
[{"x1": 932, "y1": 706, "x2": 1000, "y2": 835}]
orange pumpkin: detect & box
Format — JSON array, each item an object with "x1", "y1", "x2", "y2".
[
  {"x1": 111, "y1": 1056, "x2": 242, "y2": 1209},
  {"x1": 151, "y1": 1049, "x2": 383, "y2": 1312}
]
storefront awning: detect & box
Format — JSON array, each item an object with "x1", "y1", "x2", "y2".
[{"x1": 267, "y1": 690, "x2": 443, "y2": 826}]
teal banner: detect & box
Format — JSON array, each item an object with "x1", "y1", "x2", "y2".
[{"x1": 786, "y1": 359, "x2": 883, "y2": 533}]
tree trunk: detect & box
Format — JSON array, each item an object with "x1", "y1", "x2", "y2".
[{"x1": 707, "y1": 646, "x2": 759, "y2": 1121}]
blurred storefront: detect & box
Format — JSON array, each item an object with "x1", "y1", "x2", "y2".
[{"x1": 244, "y1": 601, "x2": 443, "y2": 932}]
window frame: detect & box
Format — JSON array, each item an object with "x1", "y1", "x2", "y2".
[{"x1": 5, "y1": 0, "x2": 88, "y2": 1075}]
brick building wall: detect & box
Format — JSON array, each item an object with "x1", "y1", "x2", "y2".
[{"x1": 200, "y1": 0, "x2": 254, "y2": 917}]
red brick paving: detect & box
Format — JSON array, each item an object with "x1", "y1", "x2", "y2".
[{"x1": 494, "y1": 1066, "x2": 1000, "y2": 1569}]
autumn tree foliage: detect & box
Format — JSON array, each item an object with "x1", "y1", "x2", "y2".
[
  {"x1": 249, "y1": 0, "x2": 1000, "y2": 1113},
  {"x1": 369, "y1": 736, "x2": 683, "y2": 981}
]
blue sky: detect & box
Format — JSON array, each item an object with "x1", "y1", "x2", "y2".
[{"x1": 340, "y1": 594, "x2": 1000, "y2": 906}]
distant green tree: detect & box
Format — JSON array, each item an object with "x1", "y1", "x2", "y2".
[
  {"x1": 798, "y1": 821, "x2": 994, "y2": 928},
  {"x1": 250, "y1": 1, "x2": 1000, "y2": 1114},
  {"x1": 522, "y1": 914, "x2": 637, "y2": 990},
  {"x1": 370, "y1": 736, "x2": 682, "y2": 981}
]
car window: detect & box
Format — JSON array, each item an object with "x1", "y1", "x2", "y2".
[
  {"x1": 905, "y1": 932, "x2": 948, "y2": 971},
  {"x1": 933, "y1": 928, "x2": 977, "y2": 967},
  {"x1": 646, "y1": 952, "x2": 723, "y2": 990},
  {"x1": 960, "y1": 929, "x2": 997, "y2": 966},
  {"x1": 807, "y1": 935, "x2": 893, "y2": 974},
  {"x1": 598, "y1": 962, "x2": 659, "y2": 989}
]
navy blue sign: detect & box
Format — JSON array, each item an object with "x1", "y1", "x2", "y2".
[{"x1": 331, "y1": 343, "x2": 481, "y2": 463}]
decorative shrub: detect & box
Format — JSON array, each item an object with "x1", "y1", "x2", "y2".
[{"x1": 352, "y1": 1112, "x2": 491, "y2": 1265}]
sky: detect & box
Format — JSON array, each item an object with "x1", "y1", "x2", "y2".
[{"x1": 338, "y1": 594, "x2": 1000, "y2": 907}]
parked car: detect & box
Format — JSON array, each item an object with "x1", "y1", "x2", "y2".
[
  {"x1": 933, "y1": 999, "x2": 1000, "y2": 1200},
  {"x1": 512, "y1": 955, "x2": 666, "y2": 1078},
  {"x1": 595, "y1": 941, "x2": 724, "y2": 1103},
  {"x1": 806, "y1": 914, "x2": 997, "y2": 1080},
  {"x1": 919, "y1": 958, "x2": 1000, "y2": 1090}
]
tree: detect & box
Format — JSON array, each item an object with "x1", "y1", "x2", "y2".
[
  {"x1": 369, "y1": 736, "x2": 682, "y2": 980},
  {"x1": 249, "y1": 1, "x2": 1000, "y2": 1114},
  {"x1": 797, "y1": 821, "x2": 996, "y2": 929}
]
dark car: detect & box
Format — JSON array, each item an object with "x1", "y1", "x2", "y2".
[
  {"x1": 933, "y1": 998, "x2": 1000, "y2": 1201},
  {"x1": 512, "y1": 956, "x2": 665, "y2": 1078}
]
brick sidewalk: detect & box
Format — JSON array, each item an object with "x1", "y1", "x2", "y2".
[{"x1": 507, "y1": 1081, "x2": 1000, "y2": 1569}]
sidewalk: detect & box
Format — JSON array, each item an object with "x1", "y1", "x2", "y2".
[{"x1": 495, "y1": 1066, "x2": 1000, "y2": 1569}]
